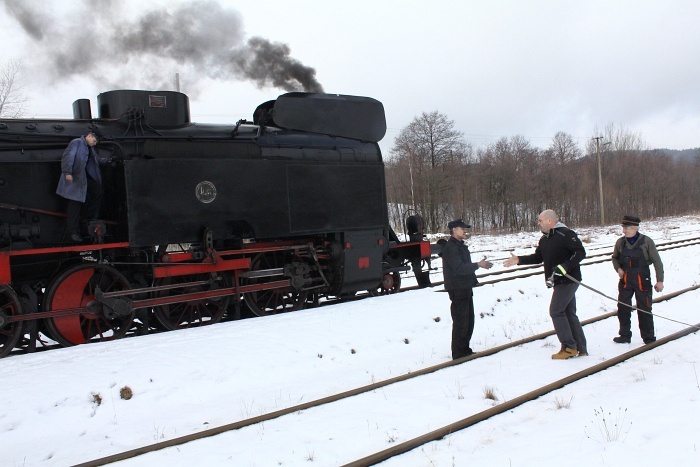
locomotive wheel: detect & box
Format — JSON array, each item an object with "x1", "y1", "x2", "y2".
[
  {"x1": 242, "y1": 252, "x2": 307, "y2": 317},
  {"x1": 152, "y1": 273, "x2": 231, "y2": 330},
  {"x1": 43, "y1": 264, "x2": 133, "y2": 347},
  {"x1": 0, "y1": 286, "x2": 24, "y2": 358},
  {"x1": 368, "y1": 272, "x2": 402, "y2": 296}
]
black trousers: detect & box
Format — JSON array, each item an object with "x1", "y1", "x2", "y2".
[
  {"x1": 65, "y1": 176, "x2": 102, "y2": 236},
  {"x1": 448, "y1": 288, "x2": 475, "y2": 359},
  {"x1": 617, "y1": 284, "x2": 655, "y2": 342}
]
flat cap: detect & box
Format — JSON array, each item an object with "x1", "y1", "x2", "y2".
[
  {"x1": 448, "y1": 219, "x2": 471, "y2": 230},
  {"x1": 621, "y1": 215, "x2": 641, "y2": 226}
]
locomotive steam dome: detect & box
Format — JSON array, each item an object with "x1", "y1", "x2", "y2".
[{"x1": 97, "y1": 90, "x2": 190, "y2": 128}]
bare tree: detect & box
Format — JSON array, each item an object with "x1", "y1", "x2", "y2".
[
  {"x1": 0, "y1": 59, "x2": 28, "y2": 117},
  {"x1": 387, "y1": 113, "x2": 699, "y2": 234},
  {"x1": 389, "y1": 111, "x2": 466, "y2": 232}
]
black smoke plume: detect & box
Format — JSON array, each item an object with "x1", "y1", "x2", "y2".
[{"x1": 1, "y1": 0, "x2": 323, "y2": 93}]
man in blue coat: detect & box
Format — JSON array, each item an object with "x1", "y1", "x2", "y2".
[{"x1": 56, "y1": 132, "x2": 107, "y2": 242}]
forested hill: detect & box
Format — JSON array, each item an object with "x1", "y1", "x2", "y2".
[{"x1": 656, "y1": 148, "x2": 700, "y2": 161}]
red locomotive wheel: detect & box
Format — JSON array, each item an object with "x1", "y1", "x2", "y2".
[
  {"x1": 368, "y1": 272, "x2": 401, "y2": 296},
  {"x1": 43, "y1": 264, "x2": 133, "y2": 347},
  {"x1": 242, "y1": 252, "x2": 307, "y2": 317},
  {"x1": 153, "y1": 273, "x2": 231, "y2": 330},
  {"x1": 0, "y1": 286, "x2": 24, "y2": 358}
]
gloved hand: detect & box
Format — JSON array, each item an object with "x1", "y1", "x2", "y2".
[
  {"x1": 553, "y1": 264, "x2": 567, "y2": 277},
  {"x1": 546, "y1": 273, "x2": 555, "y2": 288}
]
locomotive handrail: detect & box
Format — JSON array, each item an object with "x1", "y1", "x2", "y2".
[{"x1": 0, "y1": 202, "x2": 67, "y2": 218}]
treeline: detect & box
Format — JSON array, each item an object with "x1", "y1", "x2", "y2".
[{"x1": 385, "y1": 112, "x2": 700, "y2": 234}]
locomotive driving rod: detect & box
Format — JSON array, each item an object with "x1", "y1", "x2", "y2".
[{"x1": 3, "y1": 279, "x2": 292, "y2": 323}]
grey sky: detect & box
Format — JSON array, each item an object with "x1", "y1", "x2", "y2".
[{"x1": 1, "y1": 0, "x2": 698, "y2": 154}]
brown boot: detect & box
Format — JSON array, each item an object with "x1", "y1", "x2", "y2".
[{"x1": 552, "y1": 346, "x2": 578, "y2": 360}]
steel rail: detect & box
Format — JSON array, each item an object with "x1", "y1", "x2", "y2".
[
  {"x1": 71, "y1": 284, "x2": 699, "y2": 467},
  {"x1": 343, "y1": 319, "x2": 700, "y2": 466}
]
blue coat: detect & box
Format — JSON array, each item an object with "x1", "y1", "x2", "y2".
[{"x1": 55, "y1": 136, "x2": 106, "y2": 202}]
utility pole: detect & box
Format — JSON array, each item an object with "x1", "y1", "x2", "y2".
[
  {"x1": 407, "y1": 146, "x2": 416, "y2": 213},
  {"x1": 592, "y1": 136, "x2": 606, "y2": 225}
]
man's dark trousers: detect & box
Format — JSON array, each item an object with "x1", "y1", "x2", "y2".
[
  {"x1": 65, "y1": 175, "x2": 102, "y2": 236},
  {"x1": 618, "y1": 285, "x2": 654, "y2": 341},
  {"x1": 448, "y1": 288, "x2": 475, "y2": 359}
]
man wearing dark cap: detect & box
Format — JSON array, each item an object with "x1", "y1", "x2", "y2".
[
  {"x1": 442, "y1": 219, "x2": 493, "y2": 359},
  {"x1": 503, "y1": 209, "x2": 587, "y2": 359},
  {"x1": 611, "y1": 215, "x2": 664, "y2": 344},
  {"x1": 56, "y1": 132, "x2": 108, "y2": 242}
]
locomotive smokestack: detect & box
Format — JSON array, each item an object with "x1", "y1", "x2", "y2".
[
  {"x1": 1, "y1": 0, "x2": 323, "y2": 93},
  {"x1": 72, "y1": 99, "x2": 92, "y2": 120}
]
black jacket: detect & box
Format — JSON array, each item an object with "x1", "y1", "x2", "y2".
[
  {"x1": 518, "y1": 223, "x2": 586, "y2": 286},
  {"x1": 442, "y1": 236, "x2": 479, "y2": 291}
]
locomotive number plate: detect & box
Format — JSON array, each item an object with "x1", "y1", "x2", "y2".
[{"x1": 195, "y1": 181, "x2": 217, "y2": 204}]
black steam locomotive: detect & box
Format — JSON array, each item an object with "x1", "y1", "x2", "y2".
[{"x1": 0, "y1": 90, "x2": 431, "y2": 357}]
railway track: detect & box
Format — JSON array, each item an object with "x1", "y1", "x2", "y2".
[
  {"x1": 9, "y1": 235, "x2": 700, "y2": 358},
  {"x1": 420, "y1": 235, "x2": 700, "y2": 285},
  {"x1": 73, "y1": 283, "x2": 700, "y2": 466},
  {"x1": 346, "y1": 318, "x2": 700, "y2": 466}
]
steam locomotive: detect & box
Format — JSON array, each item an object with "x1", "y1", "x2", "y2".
[{"x1": 0, "y1": 90, "x2": 432, "y2": 357}]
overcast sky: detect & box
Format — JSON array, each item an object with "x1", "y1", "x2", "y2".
[{"x1": 1, "y1": 0, "x2": 698, "y2": 154}]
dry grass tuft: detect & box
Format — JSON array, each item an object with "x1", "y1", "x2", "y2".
[
  {"x1": 554, "y1": 395, "x2": 573, "y2": 409},
  {"x1": 483, "y1": 385, "x2": 498, "y2": 401},
  {"x1": 91, "y1": 392, "x2": 102, "y2": 406}
]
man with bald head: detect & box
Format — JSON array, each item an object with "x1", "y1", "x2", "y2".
[{"x1": 504, "y1": 209, "x2": 587, "y2": 359}]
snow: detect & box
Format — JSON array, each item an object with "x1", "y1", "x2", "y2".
[{"x1": 1, "y1": 215, "x2": 699, "y2": 466}]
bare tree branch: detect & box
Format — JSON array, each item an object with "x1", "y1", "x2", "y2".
[{"x1": 0, "y1": 59, "x2": 29, "y2": 117}]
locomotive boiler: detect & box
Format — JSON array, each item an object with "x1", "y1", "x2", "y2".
[{"x1": 0, "y1": 90, "x2": 431, "y2": 357}]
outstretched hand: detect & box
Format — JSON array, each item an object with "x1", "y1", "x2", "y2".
[
  {"x1": 503, "y1": 253, "x2": 519, "y2": 268},
  {"x1": 478, "y1": 260, "x2": 493, "y2": 270}
]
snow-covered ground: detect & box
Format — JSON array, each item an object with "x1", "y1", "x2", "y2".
[{"x1": 1, "y1": 215, "x2": 699, "y2": 466}]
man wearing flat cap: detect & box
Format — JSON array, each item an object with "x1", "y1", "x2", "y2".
[
  {"x1": 611, "y1": 215, "x2": 664, "y2": 344},
  {"x1": 442, "y1": 219, "x2": 493, "y2": 359}
]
